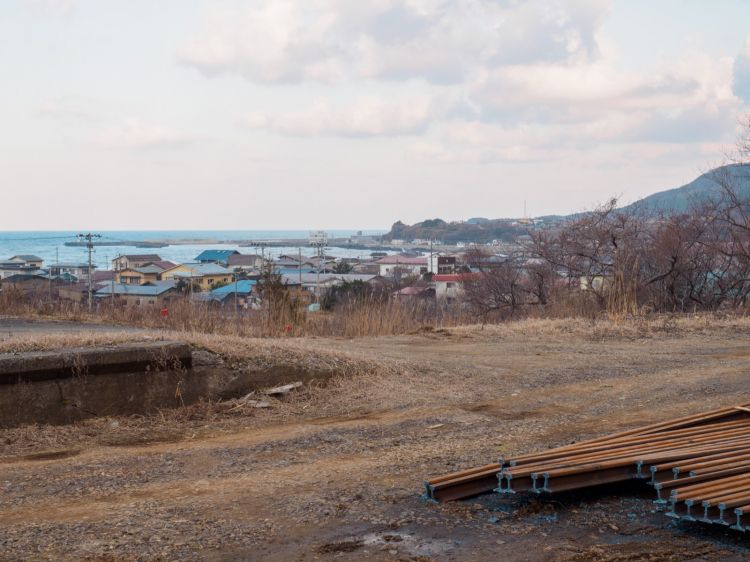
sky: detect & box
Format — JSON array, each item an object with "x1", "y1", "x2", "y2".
[{"x1": 2, "y1": 0, "x2": 750, "y2": 230}]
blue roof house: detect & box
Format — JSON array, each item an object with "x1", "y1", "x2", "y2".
[{"x1": 194, "y1": 250, "x2": 240, "y2": 265}]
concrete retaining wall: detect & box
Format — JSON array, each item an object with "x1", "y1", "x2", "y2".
[
  {"x1": 0, "y1": 341, "x2": 192, "y2": 385},
  {"x1": 0, "y1": 342, "x2": 194, "y2": 427},
  {"x1": 0, "y1": 342, "x2": 336, "y2": 428}
]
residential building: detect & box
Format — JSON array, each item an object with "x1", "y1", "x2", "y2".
[
  {"x1": 282, "y1": 273, "x2": 380, "y2": 296},
  {"x1": 144, "y1": 260, "x2": 177, "y2": 271},
  {"x1": 0, "y1": 261, "x2": 40, "y2": 279},
  {"x1": 112, "y1": 254, "x2": 162, "y2": 271},
  {"x1": 115, "y1": 265, "x2": 164, "y2": 285},
  {"x1": 427, "y1": 254, "x2": 458, "y2": 274},
  {"x1": 194, "y1": 250, "x2": 240, "y2": 265},
  {"x1": 353, "y1": 262, "x2": 380, "y2": 275},
  {"x1": 93, "y1": 270, "x2": 116, "y2": 284},
  {"x1": 194, "y1": 279, "x2": 258, "y2": 308},
  {"x1": 433, "y1": 273, "x2": 478, "y2": 301},
  {"x1": 302, "y1": 256, "x2": 336, "y2": 272},
  {"x1": 48, "y1": 263, "x2": 94, "y2": 279},
  {"x1": 273, "y1": 254, "x2": 307, "y2": 270},
  {"x1": 94, "y1": 281, "x2": 178, "y2": 307},
  {"x1": 393, "y1": 286, "x2": 435, "y2": 299},
  {"x1": 9, "y1": 255, "x2": 44, "y2": 269},
  {"x1": 0, "y1": 273, "x2": 55, "y2": 294},
  {"x1": 161, "y1": 263, "x2": 233, "y2": 290},
  {"x1": 227, "y1": 253, "x2": 264, "y2": 272},
  {"x1": 375, "y1": 255, "x2": 428, "y2": 277},
  {"x1": 59, "y1": 283, "x2": 92, "y2": 303}
]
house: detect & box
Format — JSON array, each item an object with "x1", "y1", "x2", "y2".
[
  {"x1": 282, "y1": 273, "x2": 380, "y2": 296},
  {"x1": 0, "y1": 261, "x2": 40, "y2": 279},
  {"x1": 194, "y1": 250, "x2": 240, "y2": 266},
  {"x1": 433, "y1": 273, "x2": 478, "y2": 301},
  {"x1": 261, "y1": 275, "x2": 310, "y2": 303},
  {"x1": 115, "y1": 265, "x2": 164, "y2": 285},
  {"x1": 9, "y1": 255, "x2": 44, "y2": 269},
  {"x1": 94, "y1": 281, "x2": 177, "y2": 307},
  {"x1": 375, "y1": 256, "x2": 428, "y2": 277},
  {"x1": 47, "y1": 262, "x2": 94, "y2": 279},
  {"x1": 196, "y1": 279, "x2": 258, "y2": 308},
  {"x1": 353, "y1": 262, "x2": 380, "y2": 275},
  {"x1": 273, "y1": 254, "x2": 307, "y2": 270},
  {"x1": 227, "y1": 254, "x2": 264, "y2": 272},
  {"x1": 302, "y1": 256, "x2": 337, "y2": 272},
  {"x1": 93, "y1": 270, "x2": 116, "y2": 284},
  {"x1": 161, "y1": 263, "x2": 233, "y2": 290},
  {"x1": 112, "y1": 254, "x2": 162, "y2": 271},
  {"x1": 393, "y1": 286, "x2": 435, "y2": 299},
  {"x1": 427, "y1": 254, "x2": 457, "y2": 274},
  {"x1": 59, "y1": 282, "x2": 92, "y2": 303},
  {"x1": 143, "y1": 260, "x2": 177, "y2": 271},
  {"x1": 0, "y1": 273, "x2": 56, "y2": 295},
  {"x1": 464, "y1": 252, "x2": 509, "y2": 270}
]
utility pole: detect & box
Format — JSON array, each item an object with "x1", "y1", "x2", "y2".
[
  {"x1": 77, "y1": 233, "x2": 101, "y2": 311},
  {"x1": 430, "y1": 238, "x2": 434, "y2": 274},
  {"x1": 110, "y1": 253, "x2": 115, "y2": 310},
  {"x1": 308, "y1": 232, "x2": 328, "y2": 306},
  {"x1": 298, "y1": 247, "x2": 302, "y2": 284},
  {"x1": 316, "y1": 245, "x2": 320, "y2": 303}
]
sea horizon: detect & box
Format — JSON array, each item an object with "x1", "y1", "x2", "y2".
[{"x1": 0, "y1": 230, "x2": 388, "y2": 270}]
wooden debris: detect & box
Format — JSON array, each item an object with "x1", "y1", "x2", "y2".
[{"x1": 265, "y1": 381, "x2": 303, "y2": 396}]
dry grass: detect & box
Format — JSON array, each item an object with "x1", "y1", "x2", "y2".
[
  {"x1": 446, "y1": 312, "x2": 750, "y2": 341},
  {"x1": 0, "y1": 331, "x2": 164, "y2": 354},
  {"x1": 0, "y1": 291, "x2": 472, "y2": 338},
  {"x1": 3, "y1": 312, "x2": 750, "y2": 355},
  {"x1": 4, "y1": 311, "x2": 750, "y2": 458}
]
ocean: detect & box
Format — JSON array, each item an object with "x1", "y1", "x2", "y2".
[{"x1": 0, "y1": 230, "x2": 387, "y2": 270}]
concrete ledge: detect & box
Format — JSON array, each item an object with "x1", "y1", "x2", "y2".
[{"x1": 0, "y1": 341, "x2": 192, "y2": 385}]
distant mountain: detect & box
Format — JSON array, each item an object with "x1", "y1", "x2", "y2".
[
  {"x1": 382, "y1": 165, "x2": 750, "y2": 245},
  {"x1": 621, "y1": 164, "x2": 750, "y2": 214},
  {"x1": 384, "y1": 218, "x2": 526, "y2": 245}
]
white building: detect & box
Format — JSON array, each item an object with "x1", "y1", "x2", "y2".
[{"x1": 375, "y1": 256, "x2": 428, "y2": 277}]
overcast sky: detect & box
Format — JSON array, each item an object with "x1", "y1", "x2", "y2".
[{"x1": 3, "y1": 0, "x2": 750, "y2": 230}]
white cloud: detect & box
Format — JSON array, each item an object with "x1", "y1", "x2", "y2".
[
  {"x1": 178, "y1": 0, "x2": 612, "y2": 84},
  {"x1": 179, "y1": 0, "x2": 747, "y2": 168},
  {"x1": 98, "y1": 119, "x2": 194, "y2": 150},
  {"x1": 243, "y1": 96, "x2": 437, "y2": 137}
]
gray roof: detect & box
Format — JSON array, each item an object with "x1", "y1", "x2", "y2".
[
  {"x1": 95, "y1": 281, "x2": 176, "y2": 297},
  {"x1": 170, "y1": 263, "x2": 232, "y2": 277},
  {"x1": 227, "y1": 254, "x2": 262, "y2": 266},
  {"x1": 115, "y1": 254, "x2": 162, "y2": 261},
  {"x1": 281, "y1": 273, "x2": 377, "y2": 285},
  {"x1": 133, "y1": 265, "x2": 164, "y2": 274},
  {"x1": 49, "y1": 262, "x2": 93, "y2": 268},
  {"x1": 10, "y1": 255, "x2": 43, "y2": 261}
]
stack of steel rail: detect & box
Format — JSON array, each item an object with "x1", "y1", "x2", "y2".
[{"x1": 425, "y1": 403, "x2": 750, "y2": 531}]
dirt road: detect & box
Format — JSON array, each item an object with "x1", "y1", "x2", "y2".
[{"x1": 2, "y1": 320, "x2": 750, "y2": 560}]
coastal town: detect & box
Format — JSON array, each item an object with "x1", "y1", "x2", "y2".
[{"x1": 0, "y1": 230, "x2": 529, "y2": 312}]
